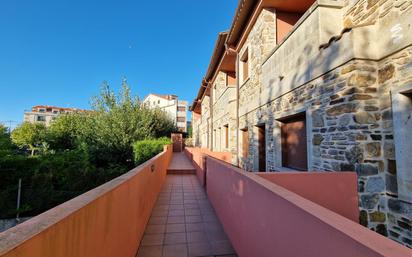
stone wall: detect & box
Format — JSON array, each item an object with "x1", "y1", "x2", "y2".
[
  {"x1": 192, "y1": 0, "x2": 412, "y2": 247},
  {"x1": 344, "y1": 0, "x2": 412, "y2": 28},
  {"x1": 238, "y1": 47, "x2": 412, "y2": 247},
  {"x1": 238, "y1": 8, "x2": 277, "y2": 170},
  {"x1": 200, "y1": 96, "x2": 211, "y2": 148},
  {"x1": 212, "y1": 72, "x2": 237, "y2": 154}
]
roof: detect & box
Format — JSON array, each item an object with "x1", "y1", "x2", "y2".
[
  {"x1": 143, "y1": 94, "x2": 178, "y2": 102},
  {"x1": 226, "y1": 0, "x2": 316, "y2": 48},
  {"x1": 190, "y1": 32, "x2": 235, "y2": 113},
  {"x1": 31, "y1": 105, "x2": 87, "y2": 112}
]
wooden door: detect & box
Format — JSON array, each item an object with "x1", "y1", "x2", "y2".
[
  {"x1": 281, "y1": 113, "x2": 308, "y2": 170},
  {"x1": 242, "y1": 129, "x2": 249, "y2": 159},
  {"x1": 171, "y1": 133, "x2": 183, "y2": 152},
  {"x1": 257, "y1": 125, "x2": 266, "y2": 172}
]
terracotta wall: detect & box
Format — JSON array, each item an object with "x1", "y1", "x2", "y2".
[
  {"x1": 206, "y1": 157, "x2": 412, "y2": 257},
  {"x1": 276, "y1": 12, "x2": 302, "y2": 44},
  {"x1": 0, "y1": 145, "x2": 173, "y2": 257},
  {"x1": 184, "y1": 147, "x2": 231, "y2": 186},
  {"x1": 257, "y1": 172, "x2": 359, "y2": 221}
]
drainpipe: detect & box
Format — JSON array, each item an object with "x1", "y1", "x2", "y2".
[{"x1": 235, "y1": 50, "x2": 240, "y2": 167}]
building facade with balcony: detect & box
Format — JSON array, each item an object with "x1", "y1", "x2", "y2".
[
  {"x1": 191, "y1": 0, "x2": 412, "y2": 247},
  {"x1": 143, "y1": 94, "x2": 188, "y2": 132},
  {"x1": 24, "y1": 105, "x2": 86, "y2": 127}
]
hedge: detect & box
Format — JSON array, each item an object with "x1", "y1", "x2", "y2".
[{"x1": 133, "y1": 137, "x2": 171, "y2": 165}]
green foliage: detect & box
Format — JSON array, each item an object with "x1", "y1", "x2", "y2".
[
  {"x1": 0, "y1": 124, "x2": 13, "y2": 156},
  {"x1": 11, "y1": 122, "x2": 47, "y2": 156},
  {"x1": 133, "y1": 137, "x2": 171, "y2": 165},
  {"x1": 0, "y1": 79, "x2": 177, "y2": 219}
]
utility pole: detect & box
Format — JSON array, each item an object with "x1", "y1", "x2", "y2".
[
  {"x1": 16, "y1": 178, "x2": 22, "y2": 221},
  {"x1": 2, "y1": 120, "x2": 17, "y2": 134}
]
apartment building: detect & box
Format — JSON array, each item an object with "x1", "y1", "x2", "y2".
[
  {"x1": 190, "y1": 0, "x2": 412, "y2": 247},
  {"x1": 143, "y1": 94, "x2": 188, "y2": 132},
  {"x1": 24, "y1": 105, "x2": 86, "y2": 127}
]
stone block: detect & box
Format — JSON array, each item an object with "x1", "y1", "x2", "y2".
[
  {"x1": 326, "y1": 103, "x2": 358, "y2": 116},
  {"x1": 365, "y1": 177, "x2": 385, "y2": 193},
  {"x1": 369, "y1": 211, "x2": 386, "y2": 222},
  {"x1": 346, "y1": 146, "x2": 364, "y2": 163},
  {"x1": 356, "y1": 163, "x2": 379, "y2": 176},
  {"x1": 312, "y1": 110, "x2": 324, "y2": 127},
  {"x1": 385, "y1": 174, "x2": 398, "y2": 195},
  {"x1": 360, "y1": 210, "x2": 368, "y2": 226},
  {"x1": 361, "y1": 194, "x2": 380, "y2": 209},
  {"x1": 366, "y1": 142, "x2": 381, "y2": 157},
  {"x1": 388, "y1": 199, "x2": 412, "y2": 219},
  {"x1": 354, "y1": 111, "x2": 377, "y2": 124},
  {"x1": 313, "y1": 134, "x2": 324, "y2": 145},
  {"x1": 384, "y1": 142, "x2": 395, "y2": 159},
  {"x1": 348, "y1": 74, "x2": 377, "y2": 88},
  {"x1": 378, "y1": 64, "x2": 395, "y2": 83}
]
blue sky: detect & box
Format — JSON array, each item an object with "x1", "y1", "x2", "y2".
[{"x1": 0, "y1": 0, "x2": 238, "y2": 125}]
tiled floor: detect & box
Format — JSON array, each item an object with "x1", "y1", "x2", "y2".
[
  {"x1": 137, "y1": 174, "x2": 237, "y2": 257},
  {"x1": 167, "y1": 153, "x2": 196, "y2": 174}
]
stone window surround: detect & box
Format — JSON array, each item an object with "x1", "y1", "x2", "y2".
[
  {"x1": 272, "y1": 107, "x2": 313, "y2": 172},
  {"x1": 240, "y1": 47, "x2": 250, "y2": 86},
  {"x1": 391, "y1": 83, "x2": 412, "y2": 203}
]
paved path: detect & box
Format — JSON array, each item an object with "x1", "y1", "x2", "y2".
[
  {"x1": 167, "y1": 152, "x2": 196, "y2": 174},
  {"x1": 137, "y1": 158, "x2": 237, "y2": 257}
]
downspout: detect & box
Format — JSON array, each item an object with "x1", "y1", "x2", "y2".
[{"x1": 235, "y1": 49, "x2": 240, "y2": 167}]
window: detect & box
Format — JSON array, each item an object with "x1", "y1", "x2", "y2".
[
  {"x1": 39, "y1": 108, "x2": 45, "y2": 113},
  {"x1": 158, "y1": 100, "x2": 160, "y2": 104},
  {"x1": 37, "y1": 116, "x2": 46, "y2": 122},
  {"x1": 256, "y1": 124, "x2": 266, "y2": 172},
  {"x1": 177, "y1": 117, "x2": 185, "y2": 122},
  {"x1": 224, "y1": 125, "x2": 229, "y2": 149},
  {"x1": 392, "y1": 86, "x2": 412, "y2": 203},
  {"x1": 280, "y1": 113, "x2": 308, "y2": 170},
  {"x1": 240, "y1": 49, "x2": 249, "y2": 83},
  {"x1": 241, "y1": 128, "x2": 249, "y2": 159},
  {"x1": 178, "y1": 106, "x2": 186, "y2": 112}
]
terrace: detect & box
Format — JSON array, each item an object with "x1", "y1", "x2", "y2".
[{"x1": 0, "y1": 145, "x2": 411, "y2": 257}]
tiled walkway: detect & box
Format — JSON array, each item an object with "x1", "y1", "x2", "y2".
[{"x1": 137, "y1": 174, "x2": 237, "y2": 257}]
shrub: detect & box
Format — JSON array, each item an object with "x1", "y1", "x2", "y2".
[{"x1": 133, "y1": 137, "x2": 171, "y2": 165}]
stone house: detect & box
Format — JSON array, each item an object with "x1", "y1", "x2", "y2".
[{"x1": 190, "y1": 0, "x2": 412, "y2": 247}]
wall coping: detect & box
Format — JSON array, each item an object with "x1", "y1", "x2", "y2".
[
  {"x1": 207, "y1": 157, "x2": 412, "y2": 256},
  {"x1": 0, "y1": 145, "x2": 171, "y2": 255}
]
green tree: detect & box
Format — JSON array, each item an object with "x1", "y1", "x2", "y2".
[
  {"x1": 0, "y1": 124, "x2": 12, "y2": 152},
  {"x1": 11, "y1": 122, "x2": 47, "y2": 156}
]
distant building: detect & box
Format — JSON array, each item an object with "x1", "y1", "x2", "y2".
[
  {"x1": 143, "y1": 94, "x2": 188, "y2": 132},
  {"x1": 24, "y1": 105, "x2": 86, "y2": 127}
]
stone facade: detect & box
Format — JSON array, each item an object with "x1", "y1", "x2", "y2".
[
  {"x1": 211, "y1": 72, "x2": 237, "y2": 156},
  {"x1": 191, "y1": 0, "x2": 412, "y2": 247}
]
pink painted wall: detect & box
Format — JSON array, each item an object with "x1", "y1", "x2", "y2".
[
  {"x1": 206, "y1": 157, "x2": 412, "y2": 257},
  {"x1": 0, "y1": 146, "x2": 173, "y2": 257},
  {"x1": 257, "y1": 172, "x2": 359, "y2": 222},
  {"x1": 184, "y1": 147, "x2": 232, "y2": 187}
]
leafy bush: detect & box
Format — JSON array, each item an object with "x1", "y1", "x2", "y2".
[
  {"x1": 133, "y1": 137, "x2": 171, "y2": 165},
  {"x1": 0, "y1": 80, "x2": 177, "y2": 219}
]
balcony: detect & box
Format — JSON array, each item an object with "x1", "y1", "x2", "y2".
[
  {"x1": 241, "y1": 0, "x2": 347, "y2": 116},
  {"x1": 0, "y1": 146, "x2": 410, "y2": 257}
]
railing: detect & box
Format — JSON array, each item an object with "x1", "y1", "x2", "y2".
[
  {"x1": 204, "y1": 156, "x2": 412, "y2": 257},
  {"x1": 0, "y1": 145, "x2": 173, "y2": 257}
]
